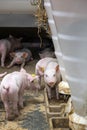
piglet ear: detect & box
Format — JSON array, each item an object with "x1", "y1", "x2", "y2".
[
  {"x1": 20, "y1": 68, "x2": 27, "y2": 73},
  {"x1": 9, "y1": 34, "x2": 13, "y2": 38},
  {"x1": 22, "y1": 52, "x2": 28, "y2": 58},
  {"x1": 39, "y1": 53, "x2": 44, "y2": 59},
  {"x1": 27, "y1": 75, "x2": 34, "y2": 82},
  {"x1": 9, "y1": 52, "x2": 15, "y2": 58},
  {"x1": 39, "y1": 66, "x2": 44, "y2": 73},
  {"x1": 30, "y1": 78, "x2": 34, "y2": 82},
  {"x1": 55, "y1": 65, "x2": 59, "y2": 72},
  {"x1": 18, "y1": 37, "x2": 23, "y2": 41}
]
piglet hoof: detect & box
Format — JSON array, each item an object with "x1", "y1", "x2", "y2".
[
  {"x1": 6, "y1": 115, "x2": 15, "y2": 121},
  {"x1": 18, "y1": 104, "x2": 24, "y2": 110},
  {"x1": 56, "y1": 95, "x2": 59, "y2": 100},
  {"x1": 56, "y1": 97, "x2": 59, "y2": 100},
  {"x1": 47, "y1": 93, "x2": 52, "y2": 100},
  {"x1": 6, "y1": 66, "x2": 10, "y2": 69},
  {"x1": 48, "y1": 95, "x2": 52, "y2": 100},
  {"x1": 1, "y1": 65, "x2": 5, "y2": 68},
  {"x1": 14, "y1": 112, "x2": 19, "y2": 117}
]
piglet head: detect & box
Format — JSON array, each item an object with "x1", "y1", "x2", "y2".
[
  {"x1": 27, "y1": 74, "x2": 41, "y2": 90},
  {"x1": 44, "y1": 69, "x2": 56, "y2": 87},
  {"x1": 10, "y1": 52, "x2": 28, "y2": 64},
  {"x1": 44, "y1": 65, "x2": 59, "y2": 88}
]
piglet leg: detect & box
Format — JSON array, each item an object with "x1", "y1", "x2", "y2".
[
  {"x1": 4, "y1": 101, "x2": 11, "y2": 120},
  {"x1": 1, "y1": 51, "x2": 6, "y2": 67},
  {"x1": 21, "y1": 61, "x2": 25, "y2": 69},
  {"x1": 0, "y1": 72, "x2": 7, "y2": 78},
  {"x1": 18, "y1": 96, "x2": 24, "y2": 109},
  {"x1": 38, "y1": 75, "x2": 42, "y2": 87},
  {"x1": 45, "y1": 84, "x2": 52, "y2": 99},
  {"x1": 18, "y1": 90, "x2": 24, "y2": 109},
  {"x1": 7, "y1": 59, "x2": 16, "y2": 68},
  {"x1": 13, "y1": 101, "x2": 19, "y2": 117},
  {"x1": 55, "y1": 85, "x2": 59, "y2": 100}
]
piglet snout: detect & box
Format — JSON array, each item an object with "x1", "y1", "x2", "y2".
[
  {"x1": 48, "y1": 82, "x2": 55, "y2": 86},
  {"x1": 16, "y1": 59, "x2": 21, "y2": 63}
]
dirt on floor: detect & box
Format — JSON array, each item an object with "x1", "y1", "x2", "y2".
[{"x1": 0, "y1": 59, "x2": 49, "y2": 130}]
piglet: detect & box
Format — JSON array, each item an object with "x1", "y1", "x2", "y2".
[
  {"x1": 0, "y1": 35, "x2": 22, "y2": 67},
  {"x1": 0, "y1": 68, "x2": 31, "y2": 120},
  {"x1": 7, "y1": 48, "x2": 33, "y2": 68},
  {"x1": 35, "y1": 57, "x2": 57, "y2": 86},
  {"x1": 44, "y1": 61, "x2": 62, "y2": 100}
]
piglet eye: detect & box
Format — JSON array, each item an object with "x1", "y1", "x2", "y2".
[
  {"x1": 31, "y1": 81, "x2": 34, "y2": 83},
  {"x1": 53, "y1": 74, "x2": 55, "y2": 77},
  {"x1": 45, "y1": 74, "x2": 48, "y2": 77}
]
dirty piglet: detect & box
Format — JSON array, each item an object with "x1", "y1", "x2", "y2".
[
  {"x1": 7, "y1": 48, "x2": 33, "y2": 68},
  {"x1": 44, "y1": 61, "x2": 62, "y2": 100}
]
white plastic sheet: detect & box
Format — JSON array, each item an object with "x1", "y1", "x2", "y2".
[{"x1": 44, "y1": 0, "x2": 87, "y2": 117}]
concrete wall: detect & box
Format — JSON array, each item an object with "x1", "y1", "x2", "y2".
[
  {"x1": 0, "y1": 14, "x2": 37, "y2": 27},
  {"x1": 0, "y1": 0, "x2": 38, "y2": 27},
  {"x1": 0, "y1": 0, "x2": 37, "y2": 14}
]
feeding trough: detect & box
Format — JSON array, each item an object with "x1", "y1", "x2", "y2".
[
  {"x1": 44, "y1": 88, "x2": 66, "y2": 119},
  {"x1": 49, "y1": 117, "x2": 70, "y2": 130}
]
